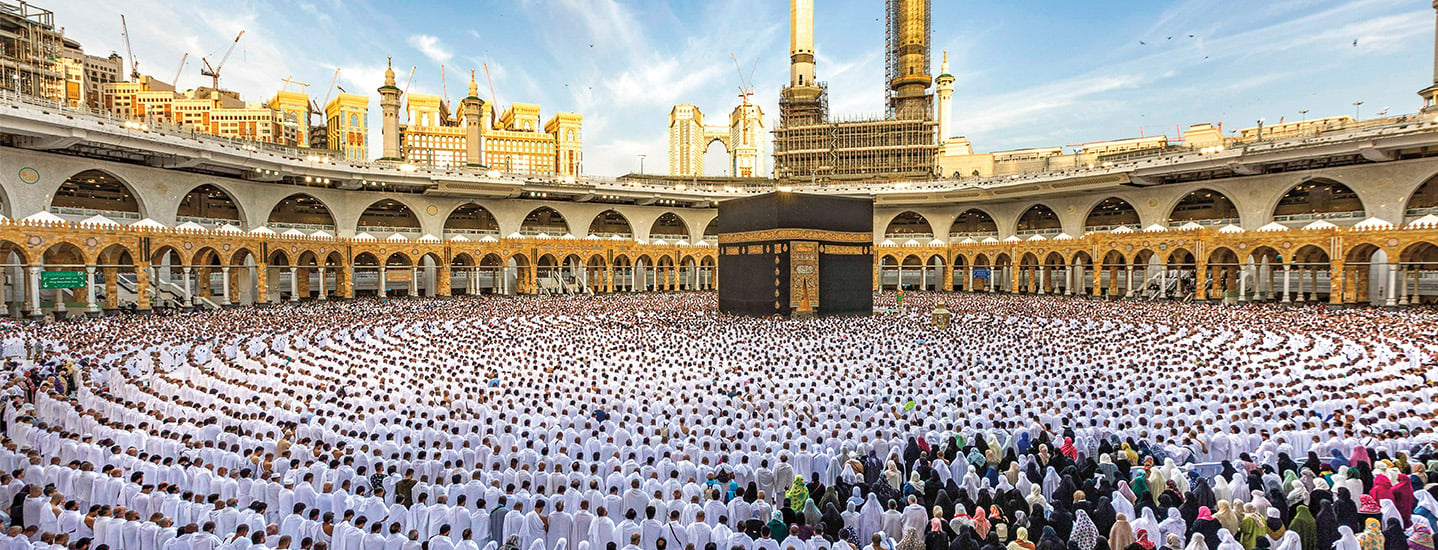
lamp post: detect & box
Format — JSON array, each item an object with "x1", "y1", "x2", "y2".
[{"x1": 1353, "y1": 101, "x2": 1364, "y2": 121}]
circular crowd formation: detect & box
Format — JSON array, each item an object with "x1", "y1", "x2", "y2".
[{"x1": 1, "y1": 293, "x2": 1437, "y2": 550}]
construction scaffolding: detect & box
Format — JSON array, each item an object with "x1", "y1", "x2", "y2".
[
  {"x1": 0, "y1": 1, "x2": 63, "y2": 100},
  {"x1": 772, "y1": 114, "x2": 937, "y2": 181},
  {"x1": 774, "y1": 0, "x2": 936, "y2": 182},
  {"x1": 885, "y1": 0, "x2": 931, "y2": 120}
]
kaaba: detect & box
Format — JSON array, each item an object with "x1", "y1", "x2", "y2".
[{"x1": 718, "y1": 192, "x2": 873, "y2": 317}]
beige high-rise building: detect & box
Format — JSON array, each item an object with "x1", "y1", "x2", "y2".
[
  {"x1": 326, "y1": 92, "x2": 369, "y2": 161},
  {"x1": 728, "y1": 99, "x2": 765, "y2": 178},
  {"x1": 668, "y1": 98, "x2": 764, "y2": 178},
  {"x1": 383, "y1": 64, "x2": 582, "y2": 175},
  {"x1": 546, "y1": 112, "x2": 583, "y2": 177},
  {"x1": 268, "y1": 90, "x2": 312, "y2": 148},
  {"x1": 400, "y1": 93, "x2": 467, "y2": 169}
]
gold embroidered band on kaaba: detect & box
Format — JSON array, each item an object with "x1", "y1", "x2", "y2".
[{"x1": 717, "y1": 229, "x2": 873, "y2": 245}]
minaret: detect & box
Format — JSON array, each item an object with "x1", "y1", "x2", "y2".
[
  {"x1": 1422, "y1": 1, "x2": 1438, "y2": 112},
  {"x1": 460, "y1": 70, "x2": 486, "y2": 166},
  {"x1": 790, "y1": 0, "x2": 815, "y2": 88},
  {"x1": 377, "y1": 57, "x2": 403, "y2": 160},
  {"x1": 887, "y1": 0, "x2": 932, "y2": 120},
  {"x1": 935, "y1": 51, "x2": 954, "y2": 143},
  {"x1": 779, "y1": 0, "x2": 824, "y2": 126}
]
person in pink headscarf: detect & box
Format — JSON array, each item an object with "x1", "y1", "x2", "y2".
[
  {"x1": 1392, "y1": 475, "x2": 1417, "y2": 524},
  {"x1": 1060, "y1": 438, "x2": 1078, "y2": 461},
  {"x1": 1350, "y1": 447, "x2": 1372, "y2": 469},
  {"x1": 1370, "y1": 475, "x2": 1395, "y2": 505}
]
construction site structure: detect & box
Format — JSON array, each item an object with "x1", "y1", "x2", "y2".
[
  {"x1": 772, "y1": 0, "x2": 937, "y2": 182},
  {"x1": 0, "y1": 1, "x2": 64, "y2": 101},
  {"x1": 668, "y1": 96, "x2": 766, "y2": 178},
  {"x1": 886, "y1": 0, "x2": 932, "y2": 120},
  {"x1": 387, "y1": 68, "x2": 582, "y2": 175}
]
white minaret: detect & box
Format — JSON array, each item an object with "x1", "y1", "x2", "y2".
[
  {"x1": 1424, "y1": 0, "x2": 1438, "y2": 112},
  {"x1": 790, "y1": 0, "x2": 815, "y2": 88},
  {"x1": 935, "y1": 51, "x2": 955, "y2": 143}
]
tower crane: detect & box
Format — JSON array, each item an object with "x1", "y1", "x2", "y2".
[
  {"x1": 399, "y1": 65, "x2": 416, "y2": 122},
  {"x1": 120, "y1": 15, "x2": 139, "y2": 81},
  {"x1": 310, "y1": 67, "x2": 340, "y2": 116},
  {"x1": 200, "y1": 30, "x2": 246, "y2": 91},
  {"x1": 281, "y1": 75, "x2": 310, "y2": 93},
  {"x1": 170, "y1": 53, "x2": 188, "y2": 89}
]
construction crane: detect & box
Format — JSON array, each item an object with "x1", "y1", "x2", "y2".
[
  {"x1": 281, "y1": 75, "x2": 310, "y2": 93},
  {"x1": 399, "y1": 65, "x2": 416, "y2": 122},
  {"x1": 400, "y1": 66, "x2": 416, "y2": 97},
  {"x1": 200, "y1": 30, "x2": 245, "y2": 91},
  {"x1": 731, "y1": 53, "x2": 756, "y2": 102},
  {"x1": 170, "y1": 53, "x2": 188, "y2": 89},
  {"x1": 309, "y1": 68, "x2": 340, "y2": 120},
  {"x1": 120, "y1": 15, "x2": 139, "y2": 81},
  {"x1": 320, "y1": 68, "x2": 340, "y2": 107},
  {"x1": 483, "y1": 62, "x2": 499, "y2": 115}
]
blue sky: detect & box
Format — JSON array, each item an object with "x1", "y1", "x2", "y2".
[{"x1": 59, "y1": 0, "x2": 1431, "y2": 176}]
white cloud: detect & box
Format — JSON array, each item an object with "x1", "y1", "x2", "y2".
[{"x1": 407, "y1": 34, "x2": 453, "y2": 64}]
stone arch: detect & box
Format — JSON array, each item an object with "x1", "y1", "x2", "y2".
[
  {"x1": 228, "y1": 248, "x2": 257, "y2": 267},
  {"x1": 358, "y1": 199, "x2": 422, "y2": 235},
  {"x1": 150, "y1": 244, "x2": 188, "y2": 267},
  {"x1": 50, "y1": 169, "x2": 147, "y2": 221},
  {"x1": 1406, "y1": 174, "x2": 1438, "y2": 222},
  {"x1": 649, "y1": 212, "x2": 689, "y2": 241},
  {"x1": 443, "y1": 203, "x2": 500, "y2": 236},
  {"x1": 176, "y1": 183, "x2": 246, "y2": 228},
  {"x1": 520, "y1": 206, "x2": 570, "y2": 236},
  {"x1": 1166, "y1": 188, "x2": 1241, "y2": 227},
  {"x1": 589, "y1": 209, "x2": 634, "y2": 239},
  {"x1": 191, "y1": 247, "x2": 223, "y2": 267},
  {"x1": 1165, "y1": 247, "x2": 1196, "y2": 266},
  {"x1": 266, "y1": 249, "x2": 291, "y2": 266},
  {"x1": 350, "y1": 252, "x2": 380, "y2": 297},
  {"x1": 0, "y1": 178, "x2": 12, "y2": 218},
  {"x1": 384, "y1": 252, "x2": 413, "y2": 267},
  {"x1": 1015, "y1": 203, "x2": 1061, "y2": 235},
  {"x1": 1270, "y1": 178, "x2": 1366, "y2": 226},
  {"x1": 1400, "y1": 241, "x2": 1438, "y2": 305},
  {"x1": 1289, "y1": 245, "x2": 1331, "y2": 304},
  {"x1": 703, "y1": 136, "x2": 732, "y2": 177},
  {"x1": 948, "y1": 208, "x2": 998, "y2": 239},
  {"x1": 884, "y1": 211, "x2": 934, "y2": 240},
  {"x1": 267, "y1": 193, "x2": 337, "y2": 231},
  {"x1": 702, "y1": 218, "x2": 718, "y2": 243},
  {"x1": 1342, "y1": 242, "x2": 1389, "y2": 306},
  {"x1": 33, "y1": 241, "x2": 87, "y2": 314},
  {"x1": 353, "y1": 252, "x2": 380, "y2": 266},
  {"x1": 1083, "y1": 197, "x2": 1140, "y2": 232},
  {"x1": 41, "y1": 241, "x2": 87, "y2": 267}
]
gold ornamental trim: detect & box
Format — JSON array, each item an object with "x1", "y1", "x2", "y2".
[
  {"x1": 718, "y1": 228, "x2": 872, "y2": 245},
  {"x1": 789, "y1": 241, "x2": 819, "y2": 310},
  {"x1": 819, "y1": 244, "x2": 870, "y2": 255}
]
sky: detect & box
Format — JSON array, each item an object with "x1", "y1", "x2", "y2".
[{"x1": 55, "y1": 0, "x2": 1432, "y2": 177}]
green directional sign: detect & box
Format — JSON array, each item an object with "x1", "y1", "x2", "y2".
[{"x1": 40, "y1": 271, "x2": 86, "y2": 289}]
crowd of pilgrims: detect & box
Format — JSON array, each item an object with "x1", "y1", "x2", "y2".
[{"x1": 0, "y1": 292, "x2": 1435, "y2": 550}]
